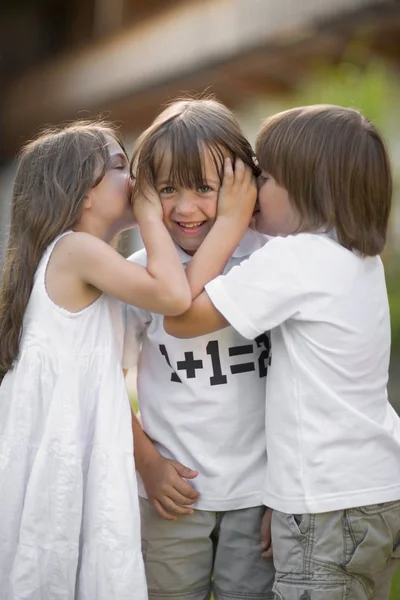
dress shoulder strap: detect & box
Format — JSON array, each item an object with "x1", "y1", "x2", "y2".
[
  {"x1": 49, "y1": 230, "x2": 73, "y2": 249},
  {"x1": 37, "y1": 230, "x2": 74, "y2": 275}
]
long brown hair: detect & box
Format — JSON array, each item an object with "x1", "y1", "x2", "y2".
[
  {"x1": 0, "y1": 120, "x2": 126, "y2": 379},
  {"x1": 131, "y1": 97, "x2": 259, "y2": 197},
  {"x1": 256, "y1": 104, "x2": 392, "y2": 256}
]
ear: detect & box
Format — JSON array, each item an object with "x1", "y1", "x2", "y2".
[{"x1": 82, "y1": 191, "x2": 93, "y2": 210}]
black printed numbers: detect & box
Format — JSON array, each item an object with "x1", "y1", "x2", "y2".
[
  {"x1": 159, "y1": 344, "x2": 182, "y2": 383},
  {"x1": 159, "y1": 335, "x2": 270, "y2": 385},
  {"x1": 255, "y1": 333, "x2": 271, "y2": 378},
  {"x1": 206, "y1": 340, "x2": 228, "y2": 386}
]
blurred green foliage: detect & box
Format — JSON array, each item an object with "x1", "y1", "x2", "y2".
[
  {"x1": 391, "y1": 566, "x2": 400, "y2": 599},
  {"x1": 387, "y1": 266, "x2": 400, "y2": 350}
]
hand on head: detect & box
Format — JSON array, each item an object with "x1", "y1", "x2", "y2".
[
  {"x1": 132, "y1": 180, "x2": 163, "y2": 222},
  {"x1": 217, "y1": 157, "x2": 257, "y2": 228}
]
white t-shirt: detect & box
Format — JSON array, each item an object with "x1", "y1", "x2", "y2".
[
  {"x1": 206, "y1": 232, "x2": 400, "y2": 514},
  {"x1": 124, "y1": 229, "x2": 268, "y2": 511}
]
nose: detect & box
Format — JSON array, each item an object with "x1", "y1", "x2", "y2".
[{"x1": 175, "y1": 190, "x2": 197, "y2": 216}]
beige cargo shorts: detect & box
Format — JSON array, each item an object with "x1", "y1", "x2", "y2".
[
  {"x1": 271, "y1": 500, "x2": 400, "y2": 600},
  {"x1": 140, "y1": 497, "x2": 275, "y2": 600}
]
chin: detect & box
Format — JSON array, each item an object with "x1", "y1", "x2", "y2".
[
  {"x1": 177, "y1": 236, "x2": 206, "y2": 256},
  {"x1": 179, "y1": 243, "x2": 198, "y2": 256}
]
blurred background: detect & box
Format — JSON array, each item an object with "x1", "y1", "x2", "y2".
[
  {"x1": 1, "y1": 0, "x2": 400, "y2": 413},
  {"x1": 1, "y1": 2, "x2": 400, "y2": 595}
]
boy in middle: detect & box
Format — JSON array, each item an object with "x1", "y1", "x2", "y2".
[{"x1": 125, "y1": 98, "x2": 274, "y2": 600}]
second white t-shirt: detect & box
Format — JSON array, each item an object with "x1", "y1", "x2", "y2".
[
  {"x1": 206, "y1": 232, "x2": 400, "y2": 514},
  {"x1": 125, "y1": 229, "x2": 268, "y2": 511}
]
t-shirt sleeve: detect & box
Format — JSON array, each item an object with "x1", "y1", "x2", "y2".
[{"x1": 205, "y1": 236, "x2": 307, "y2": 340}]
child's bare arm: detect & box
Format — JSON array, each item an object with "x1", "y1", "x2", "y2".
[
  {"x1": 165, "y1": 290, "x2": 227, "y2": 338},
  {"x1": 131, "y1": 410, "x2": 199, "y2": 520},
  {"x1": 59, "y1": 187, "x2": 191, "y2": 315}
]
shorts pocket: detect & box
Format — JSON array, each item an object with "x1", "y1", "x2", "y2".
[
  {"x1": 271, "y1": 511, "x2": 310, "y2": 574},
  {"x1": 344, "y1": 501, "x2": 400, "y2": 575},
  {"x1": 273, "y1": 582, "x2": 346, "y2": 600}
]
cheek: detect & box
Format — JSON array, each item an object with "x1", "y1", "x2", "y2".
[
  {"x1": 258, "y1": 188, "x2": 269, "y2": 212},
  {"x1": 160, "y1": 199, "x2": 175, "y2": 224},
  {"x1": 202, "y1": 197, "x2": 218, "y2": 221}
]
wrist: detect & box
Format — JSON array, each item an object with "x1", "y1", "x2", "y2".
[
  {"x1": 136, "y1": 444, "x2": 163, "y2": 473},
  {"x1": 135, "y1": 212, "x2": 162, "y2": 225},
  {"x1": 216, "y1": 212, "x2": 247, "y2": 226}
]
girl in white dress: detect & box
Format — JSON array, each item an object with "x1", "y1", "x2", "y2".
[{"x1": 0, "y1": 121, "x2": 191, "y2": 599}]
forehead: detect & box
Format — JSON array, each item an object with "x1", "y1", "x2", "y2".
[{"x1": 104, "y1": 133, "x2": 123, "y2": 155}]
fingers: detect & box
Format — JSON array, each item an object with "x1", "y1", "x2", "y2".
[
  {"x1": 232, "y1": 158, "x2": 254, "y2": 189},
  {"x1": 161, "y1": 496, "x2": 195, "y2": 516},
  {"x1": 172, "y1": 462, "x2": 199, "y2": 499},
  {"x1": 167, "y1": 482, "x2": 198, "y2": 504},
  {"x1": 222, "y1": 157, "x2": 234, "y2": 188},
  {"x1": 145, "y1": 459, "x2": 199, "y2": 521},
  {"x1": 233, "y1": 157, "x2": 246, "y2": 187},
  {"x1": 173, "y1": 462, "x2": 199, "y2": 480},
  {"x1": 261, "y1": 546, "x2": 273, "y2": 559},
  {"x1": 161, "y1": 467, "x2": 199, "y2": 504},
  {"x1": 152, "y1": 494, "x2": 195, "y2": 520},
  {"x1": 260, "y1": 507, "x2": 273, "y2": 558},
  {"x1": 166, "y1": 488, "x2": 198, "y2": 507},
  {"x1": 153, "y1": 499, "x2": 177, "y2": 521},
  {"x1": 152, "y1": 489, "x2": 197, "y2": 519}
]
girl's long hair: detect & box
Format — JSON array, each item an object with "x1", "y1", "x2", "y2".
[{"x1": 0, "y1": 120, "x2": 125, "y2": 380}]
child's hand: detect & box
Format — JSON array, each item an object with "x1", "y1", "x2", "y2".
[
  {"x1": 133, "y1": 182, "x2": 163, "y2": 222},
  {"x1": 260, "y1": 506, "x2": 273, "y2": 558},
  {"x1": 140, "y1": 454, "x2": 199, "y2": 521},
  {"x1": 217, "y1": 158, "x2": 257, "y2": 226}
]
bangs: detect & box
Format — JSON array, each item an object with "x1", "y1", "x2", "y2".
[{"x1": 152, "y1": 127, "x2": 226, "y2": 189}]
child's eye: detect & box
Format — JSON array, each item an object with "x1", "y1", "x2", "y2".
[
  {"x1": 160, "y1": 186, "x2": 176, "y2": 194},
  {"x1": 114, "y1": 162, "x2": 128, "y2": 170},
  {"x1": 198, "y1": 185, "x2": 212, "y2": 193}
]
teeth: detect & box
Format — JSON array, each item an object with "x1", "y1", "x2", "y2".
[{"x1": 178, "y1": 222, "x2": 203, "y2": 229}]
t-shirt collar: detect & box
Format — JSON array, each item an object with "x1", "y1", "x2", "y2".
[{"x1": 175, "y1": 228, "x2": 266, "y2": 264}]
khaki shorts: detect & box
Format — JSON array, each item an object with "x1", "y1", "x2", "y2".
[
  {"x1": 271, "y1": 501, "x2": 400, "y2": 600},
  {"x1": 140, "y1": 498, "x2": 275, "y2": 600}
]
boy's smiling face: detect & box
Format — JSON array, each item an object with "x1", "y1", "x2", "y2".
[{"x1": 154, "y1": 148, "x2": 223, "y2": 256}]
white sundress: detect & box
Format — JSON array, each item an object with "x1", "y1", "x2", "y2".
[{"x1": 0, "y1": 232, "x2": 147, "y2": 600}]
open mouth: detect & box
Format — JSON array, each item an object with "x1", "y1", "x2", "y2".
[{"x1": 176, "y1": 221, "x2": 206, "y2": 234}]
